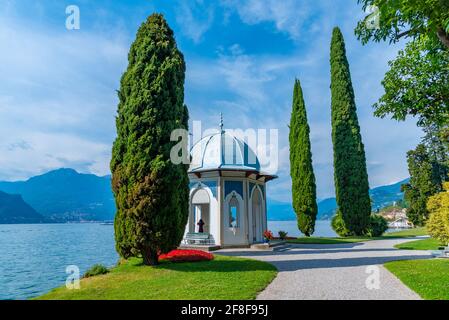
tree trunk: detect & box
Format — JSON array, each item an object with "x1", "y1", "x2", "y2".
[
  {"x1": 141, "y1": 247, "x2": 159, "y2": 266},
  {"x1": 437, "y1": 28, "x2": 449, "y2": 49}
]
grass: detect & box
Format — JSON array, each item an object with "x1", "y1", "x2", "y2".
[
  {"x1": 385, "y1": 259, "x2": 449, "y2": 300},
  {"x1": 36, "y1": 255, "x2": 277, "y2": 300},
  {"x1": 287, "y1": 237, "x2": 371, "y2": 244},
  {"x1": 394, "y1": 237, "x2": 445, "y2": 250},
  {"x1": 287, "y1": 227, "x2": 427, "y2": 245},
  {"x1": 383, "y1": 227, "x2": 428, "y2": 238}
]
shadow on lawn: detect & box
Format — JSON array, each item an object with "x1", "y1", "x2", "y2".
[{"x1": 154, "y1": 258, "x2": 276, "y2": 273}]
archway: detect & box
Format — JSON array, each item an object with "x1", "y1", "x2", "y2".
[
  {"x1": 191, "y1": 189, "x2": 210, "y2": 233},
  {"x1": 251, "y1": 187, "x2": 263, "y2": 242}
]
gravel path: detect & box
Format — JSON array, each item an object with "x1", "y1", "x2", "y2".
[{"x1": 217, "y1": 238, "x2": 432, "y2": 300}]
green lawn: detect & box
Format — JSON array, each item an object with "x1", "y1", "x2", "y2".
[
  {"x1": 383, "y1": 227, "x2": 428, "y2": 238},
  {"x1": 287, "y1": 236, "x2": 371, "y2": 244},
  {"x1": 394, "y1": 237, "x2": 444, "y2": 250},
  {"x1": 287, "y1": 227, "x2": 427, "y2": 245},
  {"x1": 385, "y1": 259, "x2": 449, "y2": 300},
  {"x1": 37, "y1": 255, "x2": 277, "y2": 300}
]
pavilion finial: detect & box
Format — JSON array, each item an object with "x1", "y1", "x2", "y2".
[{"x1": 220, "y1": 112, "x2": 224, "y2": 133}]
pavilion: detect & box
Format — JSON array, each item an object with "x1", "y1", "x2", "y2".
[{"x1": 183, "y1": 119, "x2": 277, "y2": 248}]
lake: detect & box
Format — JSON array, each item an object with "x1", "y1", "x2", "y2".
[{"x1": 0, "y1": 220, "x2": 335, "y2": 300}]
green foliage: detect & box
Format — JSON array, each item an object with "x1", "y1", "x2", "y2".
[
  {"x1": 385, "y1": 259, "x2": 449, "y2": 300},
  {"x1": 110, "y1": 14, "x2": 189, "y2": 265},
  {"x1": 355, "y1": 0, "x2": 449, "y2": 49},
  {"x1": 395, "y1": 238, "x2": 444, "y2": 250},
  {"x1": 403, "y1": 144, "x2": 444, "y2": 226},
  {"x1": 278, "y1": 231, "x2": 288, "y2": 240},
  {"x1": 426, "y1": 183, "x2": 449, "y2": 245},
  {"x1": 366, "y1": 214, "x2": 388, "y2": 237},
  {"x1": 37, "y1": 256, "x2": 277, "y2": 300},
  {"x1": 331, "y1": 212, "x2": 350, "y2": 237},
  {"x1": 289, "y1": 79, "x2": 317, "y2": 237},
  {"x1": 83, "y1": 264, "x2": 109, "y2": 278},
  {"x1": 373, "y1": 35, "x2": 449, "y2": 126},
  {"x1": 330, "y1": 27, "x2": 371, "y2": 236}
]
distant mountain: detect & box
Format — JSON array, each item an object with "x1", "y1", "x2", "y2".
[
  {"x1": 267, "y1": 178, "x2": 409, "y2": 221},
  {"x1": 0, "y1": 168, "x2": 409, "y2": 223},
  {"x1": 0, "y1": 190, "x2": 45, "y2": 224},
  {"x1": 0, "y1": 169, "x2": 115, "y2": 222}
]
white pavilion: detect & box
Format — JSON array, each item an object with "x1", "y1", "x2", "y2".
[{"x1": 183, "y1": 121, "x2": 277, "y2": 249}]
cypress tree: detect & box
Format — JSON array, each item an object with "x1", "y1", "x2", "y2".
[
  {"x1": 330, "y1": 27, "x2": 371, "y2": 236},
  {"x1": 111, "y1": 14, "x2": 189, "y2": 266},
  {"x1": 289, "y1": 79, "x2": 317, "y2": 237}
]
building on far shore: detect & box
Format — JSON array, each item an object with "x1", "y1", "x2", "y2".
[{"x1": 182, "y1": 120, "x2": 277, "y2": 249}]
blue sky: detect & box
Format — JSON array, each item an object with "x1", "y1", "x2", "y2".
[{"x1": 0, "y1": 0, "x2": 422, "y2": 202}]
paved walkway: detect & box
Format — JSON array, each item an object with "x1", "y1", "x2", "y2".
[{"x1": 218, "y1": 238, "x2": 432, "y2": 300}]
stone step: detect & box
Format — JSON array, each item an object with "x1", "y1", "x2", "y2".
[{"x1": 250, "y1": 241, "x2": 287, "y2": 251}]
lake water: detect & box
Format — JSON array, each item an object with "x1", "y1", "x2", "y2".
[
  {"x1": 268, "y1": 220, "x2": 336, "y2": 238},
  {"x1": 0, "y1": 220, "x2": 334, "y2": 300},
  {"x1": 0, "y1": 223, "x2": 118, "y2": 300}
]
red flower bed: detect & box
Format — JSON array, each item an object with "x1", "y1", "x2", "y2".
[{"x1": 159, "y1": 249, "x2": 214, "y2": 263}]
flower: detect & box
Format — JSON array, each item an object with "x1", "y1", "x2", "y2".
[
  {"x1": 263, "y1": 230, "x2": 274, "y2": 240},
  {"x1": 159, "y1": 249, "x2": 214, "y2": 263}
]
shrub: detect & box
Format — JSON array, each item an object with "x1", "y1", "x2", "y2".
[
  {"x1": 366, "y1": 214, "x2": 388, "y2": 237},
  {"x1": 331, "y1": 212, "x2": 351, "y2": 237},
  {"x1": 426, "y1": 183, "x2": 449, "y2": 245},
  {"x1": 159, "y1": 250, "x2": 214, "y2": 263},
  {"x1": 278, "y1": 231, "x2": 288, "y2": 240},
  {"x1": 83, "y1": 264, "x2": 109, "y2": 278}
]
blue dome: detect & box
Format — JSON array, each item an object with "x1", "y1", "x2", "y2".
[{"x1": 189, "y1": 132, "x2": 261, "y2": 173}]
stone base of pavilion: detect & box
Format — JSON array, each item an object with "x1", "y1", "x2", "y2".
[
  {"x1": 178, "y1": 244, "x2": 222, "y2": 252},
  {"x1": 178, "y1": 240, "x2": 287, "y2": 252}
]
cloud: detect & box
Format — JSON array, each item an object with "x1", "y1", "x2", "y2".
[
  {"x1": 0, "y1": 1, "x2": 423, "y2": 204},
  {"x1": 220, "y1": 0, "x2": 313, "y2": 39},
  {"x1": 0, "y1": 11, "x2": 129, "y2": 180},
  {"x1": 175, "y1": 0, "x2": 214, "y2": 43},
  {"x1": 185, "y1": 1, "x2": 422, "y2": 201}
]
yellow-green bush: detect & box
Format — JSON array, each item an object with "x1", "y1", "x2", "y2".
[{"x1": 426, "y1": 183, "x2": 449, "y2": 245}]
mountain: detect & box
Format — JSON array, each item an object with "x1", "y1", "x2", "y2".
[
  {"x1": 0, "y1": 190, "x2": 45, "y2": 224},
  {"x1": 267, "y1": 178, "x2": 409, "y2": 221},
  {"x1": 0, "y1": 169, "x2": 115, "y2": 222},
  {"x1": 0, "y1": 168, "x2": 409, "y2": 223}
]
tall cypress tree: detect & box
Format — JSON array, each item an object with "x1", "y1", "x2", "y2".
[
  {"x1": 111, "y1": 14, "x2": 189, "y2": 265},
  {"x1": 330, "y1": 27, "x2": 371, "y2": 236},
  {"x1": 289, "y1": 79, "x2": 317, "y2": 237}
]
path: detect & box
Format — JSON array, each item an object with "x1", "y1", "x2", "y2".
[{"x1": 217, "y1": 238, "x2": 432, "y2": 300}]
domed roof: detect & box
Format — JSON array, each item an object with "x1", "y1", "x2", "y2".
[{"x1": 189, "y1": 131, "x2": 261, "y2": 173}]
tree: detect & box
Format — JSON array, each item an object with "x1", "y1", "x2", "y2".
[
  {"x1": 330, "y1": 27, "x2": 371, "y2": 236},
  {"x1": 110, "y1": 14, "x2": 189, "y2": 266},
  {"x1": 402, "y1": 144, "x2": 441, "y2": 226},
  {"x1": 373, "y1": 35, "x2": 449, "y2": 126},
  {"x1": 355, "y1": 0, "x2": 449, "y2": 49},
  {"x1": 422, "y1": 124, "x2": 449, "y2": 184},
  {"x1": 426, "y1": 182, "x2": 449, "y2": 245},
  {"x1": 289, "y1": 79, "x2": 317, "y2": 237}
]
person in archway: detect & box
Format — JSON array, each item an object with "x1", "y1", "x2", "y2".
[{"x1": 197, "y1": 219, "x2": 205, "y2": 233}]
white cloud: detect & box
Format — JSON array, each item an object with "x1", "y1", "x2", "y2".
[
  {"x1": 221, "y1": 0, "x2": 312, "y2": 39},
  {"x1": 175, "y1": 0, "x2": 214, "y2": 43},
  {"x1": 0, "y1": 14, "x2": 129, "y2": 180}
]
